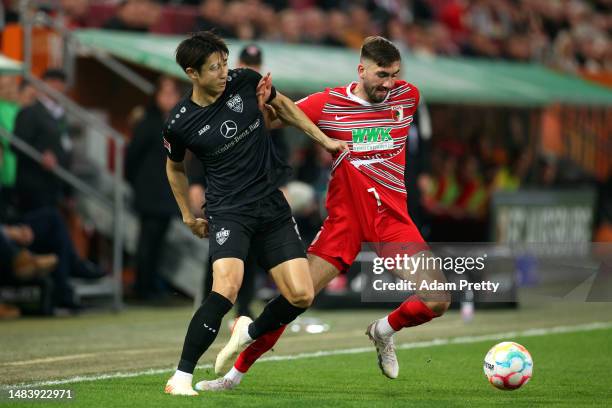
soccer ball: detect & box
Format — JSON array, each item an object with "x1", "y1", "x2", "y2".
[{"x1": 483, "y1": 341, "x2": 533, "y2": 390}]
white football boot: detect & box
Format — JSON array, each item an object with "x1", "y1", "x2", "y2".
[
  {"x1": 164, "y1": 375, "x2": 198, "y2": 396},
  {"x1": 366, "y1": 320, "x2": 399, "y2": 379},
  {"x1": 195, "y1": 377, "x2": 237, "y2": 392},
  {"x1": 215, "y1": 316, "x2": 254, "y2": 375}
]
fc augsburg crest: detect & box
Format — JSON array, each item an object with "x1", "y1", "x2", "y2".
[
  {"x1": 391, "y1": 105, "x2": 404, "y2": 122},
  {"x1": 216, "y1": 228, "x2": 230, "y2": 245},
  {"x1": 227, "y1": 94, "x2": 243, "y2": 113}
]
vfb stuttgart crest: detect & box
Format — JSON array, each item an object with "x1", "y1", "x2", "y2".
[
  {"x1": 227, "y1": 94, "x2": 243, "y2": 113},
  {"x1": 391, "y1": 105, "x2": 404, "y2": 122},
  {"x1": 216, "y1": 228, "x2": 230, "y2": 245}
]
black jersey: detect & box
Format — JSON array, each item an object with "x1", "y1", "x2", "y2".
[{"x1": 163, "y1": 68, "x2": 291, "y2": 214}]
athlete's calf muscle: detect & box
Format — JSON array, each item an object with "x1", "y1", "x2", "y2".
[{"x1": 391, "y1": 250, "x2": 451, "y2": 308}]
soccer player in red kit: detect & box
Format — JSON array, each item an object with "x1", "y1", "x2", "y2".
[{"x1": 200, "y1": 36, "x2": 450, "y2": 391}]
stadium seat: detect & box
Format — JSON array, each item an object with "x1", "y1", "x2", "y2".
[
  {"x1": 151, "y1": 5, "x2": 198, "y2": 35},
  {"x1": 85, "y1": 2, "x2": 118, "y2": 28}
]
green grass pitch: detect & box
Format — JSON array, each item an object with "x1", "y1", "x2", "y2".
[{"x1": 5, "y1": 327, "x2": 611, "y2": 408}]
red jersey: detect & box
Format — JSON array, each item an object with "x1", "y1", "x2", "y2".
[
  {"x1": 297, "y1": 81, "x2": 425, "y2": 272},
  {"x1": 297, "y1": 80, "x2": 419, "y2": 218}
]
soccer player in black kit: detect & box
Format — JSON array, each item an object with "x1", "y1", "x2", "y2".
[{"x1": 163, "y1": 32, "x2": 347, "y2": 396}]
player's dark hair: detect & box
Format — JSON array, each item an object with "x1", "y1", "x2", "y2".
[
  {"x1": 360, "y1": 36, "x2": 401, "y2": 67},
  {"x1": 239, "y1": 44, "x2": 263, "y2": 67},
  {"x1": 175, "y1": 31, "x2": 229, "y2": 73}
]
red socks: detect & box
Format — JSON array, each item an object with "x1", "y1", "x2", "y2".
[
  {"x1": 234, "y1": 296, "x2": 438, "y2": 373},
  {"x1": 235, "y1": 325, "x2": 287, "y2": 373},
  {"x1": 387, "y1": 295, "x2": 438, "y2": 331}
]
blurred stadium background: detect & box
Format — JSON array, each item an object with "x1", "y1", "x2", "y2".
[{"x1": 0, "y1": 0, "x2": 611, "y2": 401}]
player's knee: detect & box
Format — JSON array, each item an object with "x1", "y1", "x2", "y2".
[
  {"x1": 426, "y1": 299, "x2": 450, "y2": 317},
  {"x1": 213, "y1": 283, "x2": 240, "y2": 304},
  {"x1": 286, "y1": 287, "x2": 314, "y2": 308}
]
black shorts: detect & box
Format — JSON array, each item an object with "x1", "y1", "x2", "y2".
[{"x1": 207, "y1": 190, "x2": 306, "y2": 270}]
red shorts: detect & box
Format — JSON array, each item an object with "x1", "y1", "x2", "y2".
[{"x1": 308, "y1": 161, "x2": 427, "y2": 272}]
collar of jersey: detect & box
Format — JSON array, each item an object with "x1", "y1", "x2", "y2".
[
  {"x1": 346, "y1": 82, "x2": 390, "y2": 106},
  {"x1": 187, "y1": 87, "x2": 228, "y2": 109}
]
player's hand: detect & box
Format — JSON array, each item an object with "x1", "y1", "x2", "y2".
[
  {"x1": 323, "y1": 139, "x2": 350, "y2": 155},
  {"x1": 256, "y1": 72, "x2": 272, "y2": 112},
  {"x1": 184, "y1": 217, "x2": 208, "y2": 238}
]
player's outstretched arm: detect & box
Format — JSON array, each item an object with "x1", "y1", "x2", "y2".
[
  {"x1": 166, "y1": 158, "x2": 208, "y2": 238},
  {"x1": 269, "y1": 92, "x2": 348, "y2": 154}
]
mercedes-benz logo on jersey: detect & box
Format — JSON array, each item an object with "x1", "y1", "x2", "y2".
[
  {"x1": 216, "y1": 228, "x2": 230, "y2": 245},
  {"x1": 227, "y1": 94, "x2": 243, "y2": 113},
  {"x1": 220, "y1": 120, "x2": 238, "y2": 139}
]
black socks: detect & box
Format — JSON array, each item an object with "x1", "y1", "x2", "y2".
[
  {"x1": 177, "y1": 293, "x2": 308, "y2": 373},
  {"x1": 177, "y1": 291, "x2": 233, "y2": 373},
  {"x1": 248, "y1": 295, "x2": 307, "y2": 339}
]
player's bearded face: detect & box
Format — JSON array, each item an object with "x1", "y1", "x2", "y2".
[
  {"x1": 364, "y1": 81, "x2": 389, "y2": 103},
  {"x1": 361, "y1": 60, "x2": 401, "y2": 103}
]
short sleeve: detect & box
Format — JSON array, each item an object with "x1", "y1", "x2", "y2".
[
  {"x1": 163, "y1": 126, "x2": 186, "y2": 162},
  {"x1": 241, "y1": 68, "x2": 277, "y2": 103},
  {"x1": 296, "y1": 90, "x2": 329, "y2": 125},
  {"x1": 403, "y1": 81, "x2": 420, "y2": 115}
]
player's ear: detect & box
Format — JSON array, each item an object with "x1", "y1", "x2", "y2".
[
  {"x1": 185, "y1": 67, "x2": 199, "y2": 82},
  {"x1": 357, "y1": 63, "x2": 366, "y2": 80}
]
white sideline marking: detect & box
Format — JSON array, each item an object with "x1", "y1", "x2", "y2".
[
  {"x1": 4, "y1": 353, "x2": 100, "y2": 366},
  {"x1": 3, "y1": 347, "x2": 175, "y2": 367},
  {"x1": 3, "y1": 321, "x2": 611, "y2": 389}
]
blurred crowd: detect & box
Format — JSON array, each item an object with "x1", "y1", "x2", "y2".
[
  {"x1": 420, "y1": 141, "x2": 560, "y2": 241},
  {"x1": 2, "y1": 0, "x2": 611, "y2": 74},
  {"x1": 0, "y1": 70, "x2": 107, "y2": 318}
]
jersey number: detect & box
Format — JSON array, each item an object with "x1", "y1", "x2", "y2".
[{"x1": 367, "y1": 187, "x2": 382, "y2": 207}]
